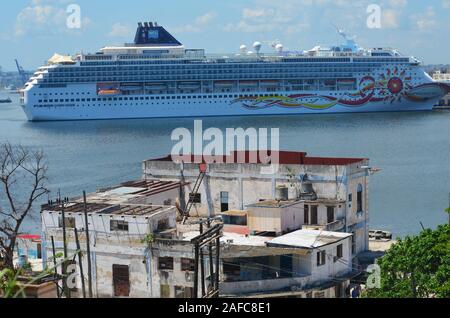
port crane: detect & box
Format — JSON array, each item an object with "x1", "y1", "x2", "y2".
[{"x1": 15, "y1": 59, "x2": 28, "y2": 86}]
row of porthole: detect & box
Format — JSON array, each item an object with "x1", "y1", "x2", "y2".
[
  {"x1": 34, "y1": 91, "x2": 355, "y2": 104},
  {"x1": 33, "y1": 101, "x2": 236, "y2": 108}
]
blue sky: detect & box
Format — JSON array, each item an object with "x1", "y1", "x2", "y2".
[{"x1": 1, "y1": 0, "x2": 449, "y2": 71}]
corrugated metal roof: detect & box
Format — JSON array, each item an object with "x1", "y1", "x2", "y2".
[{"x1": 267, "y1": 230, "x2": 351, "y2": 249}]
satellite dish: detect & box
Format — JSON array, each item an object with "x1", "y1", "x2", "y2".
[
  {"x1": 240, "y1": 45, "x2": 248, "y2": 53},
  {"x1": 275, "y1": 43, "x2": 284, "y2": 53},
  {"x1": 253, "y1": 41, "x2": 262, "y2": 54}
]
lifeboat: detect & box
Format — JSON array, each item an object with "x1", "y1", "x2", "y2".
[
  {"x1": 98, "y1": 89, "x2": 121, "y2": 96},
  {"x1": 214, "y1": 81, "x2": 234, "y2": 87},
  {"x1": 260, "y1": 80, "x2": 279, "y2": 86},
  {"x1": 337, "y1": 78, "x2": 356, "y2": 84},
  {"x1": 239, "y1": 81, "x2": 258, "y2": 87},
  {"x1": 146, "y1": 83, "x2": 168, "y2": 90},
  {"x1": 178, "y1": 82, "x2": 201, "y2": 89}
]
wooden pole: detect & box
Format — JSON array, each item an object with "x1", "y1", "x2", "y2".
[
  {"x1": 200, "y1": 223, "x2": 205, "y2": 297},
  {"x1": 51, "y1": 236, "x2": 60, "y2": 298},
  {"x1": 215, "y1": 236, "x2": 220, "y2": 294},
  {"x1": 61, "y1": 203, "x2": 70, "y2": 298},
  {"x1": 83, "y1": 191, "x2": 93, "y2": 298},
  {"x1": 193, "y1": 242, "x2": 199, "y2": 298},
  {"x1": 74, "y1": 228, "x2": 86, "y2": 298},
  {"x1": 208, "y1": 221, "x2": 214, "y2": 289}
]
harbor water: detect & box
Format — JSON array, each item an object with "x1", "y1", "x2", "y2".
[{"x1": 0, "y1": 91, "x2": 449, "y2": 238}]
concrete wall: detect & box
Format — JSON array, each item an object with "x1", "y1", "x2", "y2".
[
  {"x1": 150, "y1": 240, "x2": 198, "y2": 298},
  {"x1": 220, "y1": 237, "x2": 352, "y2": 296},
  {"x1": 247, "y1": 202, "x2": 303, "y2": 234},
  {"x1": 41, "y1": 207, "x2": 177, "y2": 237},
  {"x1": 45, "y1": 239, "x2": 151, "y2": 298}
]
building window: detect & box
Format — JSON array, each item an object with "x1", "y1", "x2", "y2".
[
  {"x1": 159, "y1": 257, "x2": 174, "y2": 270},
  {"x1": 174, "y1": 286, "x2": 194, "y2": 298},
  {"x1": 157, "y1": 218, "x2": 169, "y2": 231},
  {"x1": 58, "y1": 217, "x2": 76, "y2": 228},
  {"x1": 223, "y1": 262, "x2": 240, "y2": 277},
  {"x1": 220, "y1": 191, "x2": 229, "y2": 212},
  {"x1": 316, "y1": 250, "x2": 326, "y2": 266},
  {"x1": 304, "y1": 205, "x2": 309, "y2": 224},
  {"x1": 160, "y1": 284, "x2": 170, "y2": 298},
  {"x1": 336, "y1": 244, "x2": 343, "y2": 259},
  {"x1": 327, "y1": 206, "x2": 335, "y2": 224},
  {"x1": 110, "y1": 220, "x2": 129, "y2": 232},
  {"x1": 189, "y1": 193, "x2": 201, "y2": 204},
  {"x1": 348, "y1": 193, "x2": 352, "y2": 202},
  {"x1": 112, "y1": 264, "x2": 130, "y2": 297},
  {"x1": 315, "y1": 291, "x2": 325, "y2": 298},
  {"x1": 351, "y1": 232, "x2": 356, "y2": 254},
  {"x1": 181, "y1": 258, "x2": 195, "y2": 272},
  {"x1": 310, "y1": 206, "x2": 318, "y2": 225},
  {"x1": 357, "y1": 184, "x2": 363, "y2": 213}
]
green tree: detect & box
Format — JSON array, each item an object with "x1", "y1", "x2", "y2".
[{"x1": 365, "y1": 224, "x2": 450, "y2": 298}]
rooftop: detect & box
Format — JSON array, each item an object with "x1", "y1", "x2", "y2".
[
  {"x1": 82, "y1": 179, "x2": 185, "y2": 204},
  {"x1": 181, "y1": 231, "x2": 271, "y2": 247},
  {"x1": 267, "y1": 230, "x2": 352, "y2": 249},
  {"x1": 147, "y1": 151, "x2": 366, "y2": 166},
  {"x1": 42, "y1": 202, "x2": 173, "y2": 217},
  {"x1": 247, "y1": 200, "x2": 302, "y2": 209}
]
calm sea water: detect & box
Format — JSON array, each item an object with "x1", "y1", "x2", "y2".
[{"x1": 1, "y1": 91, "x2": 449, "y2": 237}]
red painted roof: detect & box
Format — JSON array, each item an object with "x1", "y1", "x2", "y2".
[
  {"x1": 148, "y1": 151, "x2": 366, "y2": 166},
  {"x1": 17, "y1": 234, "x2": 41, "y2": 240}
]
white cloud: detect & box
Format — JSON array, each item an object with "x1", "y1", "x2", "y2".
[
  {"x1": 108, "y1": 23, "x2": 133, "y2": 38},
  {"x1": 443, "y1": 0, "x2": 450, "y2": 9},
  {"x1": 411, "y1": 6, "x2": 437, "y2": 32},
  {"x1": 195, "y1": 12, "x2": 216, "y2": 26},
  {"x1": 14, "y1": 0, "x2": 90, "y2": 37},
  {"x1": 382, "y1": 9, "x2": 400, "y2": 29},
  {"x1": 171, "y1": 11, "x2": 217, "y2": 34},
  {"x1": 389, "y1": 0, "x2": 407, "y2": 7}
]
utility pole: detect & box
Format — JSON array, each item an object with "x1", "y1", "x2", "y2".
[
  {"x1": 83, "y1": 191, "x2": 93, "y2": 298},
  {"x1": 74, "y1": 228, "x2": 86, "y2": 298},
  {"x1": 50, "y1": 236, "x2": 61, "y2": 298},
  {"x1": 191, "y1": 222, "x2": 223, "y2": 298},
  {"x1": 60, "y1": 199, "x2": 70, "y2": 298}
]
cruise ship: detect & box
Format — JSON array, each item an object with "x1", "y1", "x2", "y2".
[{"x1": 20, "y1": 22, "x2": 450, "y2": 121}]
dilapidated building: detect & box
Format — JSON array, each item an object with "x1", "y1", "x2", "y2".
[
  {"x1": 143, "y1": 151, "x2": 373, "y2": 255},
  {"x1": 40, "y1": 150, "x2": 374, "y2": 298},
  {"x1": 41, "y1": 180, "x2": 181, "y2": 298}
]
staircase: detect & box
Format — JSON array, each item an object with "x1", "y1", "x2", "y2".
[{"x1": 182, "y1": 168, "x2": 206, "y2": 224}]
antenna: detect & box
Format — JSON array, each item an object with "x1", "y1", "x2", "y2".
[{"x1": 253, "y1": 41, "x2": 262, "y2": 55}]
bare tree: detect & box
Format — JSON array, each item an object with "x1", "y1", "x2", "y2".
[{"x1": 0, "y1": 143, "x2": 48, "y2": 269}]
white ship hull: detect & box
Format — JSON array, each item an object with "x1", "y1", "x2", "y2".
[{"x1": 22, "y1": 87, "x2": 442, "y2": 121}]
